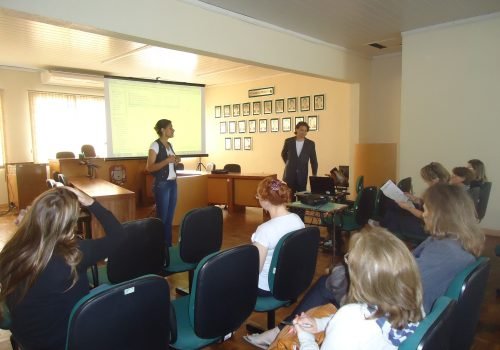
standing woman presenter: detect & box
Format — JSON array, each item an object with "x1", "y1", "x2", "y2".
[{"x1": 146, "y1": 119, "x2": 180, "y2": 247}]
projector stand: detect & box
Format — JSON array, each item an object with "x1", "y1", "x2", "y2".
[{"x1": 196, "y1": 157, "x2": 206, "y2": 171}]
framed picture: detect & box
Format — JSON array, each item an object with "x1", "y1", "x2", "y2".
[
  {"x1": 264, "y1": 100, "x2": 272, "y2": 114},
  {"x1": 275, "y1": 99, "x2": 284, "y2": 114},
  {"x1": 282, "y1": 117, "x2": 292, "y2": 132},
  {"x1": 248, "y1": 119, "x2": 257, "y2": 133},
  {"x1": 215, "y1": 106, "x2": 222, "y2": 118},
  {"x1": 314, "y1": 94, "x2": 324, "y2": 110},
  {"x1": 238, "y1": 120, "x2": 246, "y2": 133},
  {"x1": 287, "y1": 97, "x2": 297, "y2": 112},
  {"x1": 242, "y1": 102, "x2": 251, "y2": 116},
  {"x1": 259, "y1": 119, "x2": 267, "y2": 132},
  {"x1": 300, "y1": 96, "x2": 310, "y2": 111},
  {"x1": 244, "y1": 137, "x2": 252, "y2": 150},
  {"x1": 225, "y1": 137, "x2": 232, "y2": 150},
  {"x1": 295, "y1": 116, "x2": 304, "y2": 126},
  {"x1": 228, "y1": 121, "x2": 236, "y2": 134},
  {"x1": 224, "y1": 105, "x2": 231, "y2": 117},
  {"x1": 271, "y1": 118, "x2": 279, "y2": 132},
  {"x1": 308, "y1": 115, "x2": 318, "y2": 131},
  {"x1": 233, "y1": 104, "x2": 241, "y2": 117},
  {"x1": 253, "y1": 101, "x2": 261, "y2": 115},
  {"x1": 219, "y1": 121, "x2": 227, "y2": 134},
  {"x1": 234, "y1": 137, "x2": 242, "y2": 150}
]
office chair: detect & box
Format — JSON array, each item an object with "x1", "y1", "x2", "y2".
[
  {"x1": 372, "y1": 187, "x2": 391, "y2": 222},
  {"x1": 223, "y1": 163, "x2": 241, "y2": 173},
  {"x1": 57, "y1": 173, "x2": 68, "y2": 186},
  {"x1": 445, "y1": 257, "x2": 490, "y2": 350},
  {"x1": 66, "y1": 275, "x2": 171, "y2": 350},
  {"x1": 248, "y1": 226, "x2": 320, "y2": 331},
  {"x1": 164, "y1": 206, "x2": 223, "y2": 293},
  {"x1": 56, "y1": 151, "x2": 75, "y2": 159},
  {"x1": 81, "y1": 144, "x2": 96, "y2": 158},
  {"x1": 89, "y1": 218, "x2": 166, "y2": 286},
  {"x1": 399, "y1": 296, "x2": 456, "y2": 350},
  {"x1": 334, "y1": 186, "x2": 377, "y2": 232},
  {"x1": 175, "y1": 162, "x2": 184, "y2": 171},
  {"x1": 476, "y1": 182, "x2": 492, "y2": 221},
  {"x1": 170, "y1": 245, "x2": 259, "y2": 349}
]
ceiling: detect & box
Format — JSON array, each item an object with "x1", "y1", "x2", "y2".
[{"x1": 1, "y1": 1, "x2": 499, "y2": 87}]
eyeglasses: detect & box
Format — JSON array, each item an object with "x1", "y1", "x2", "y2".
[{"x1": 344, "y1": 252, "x2": 349, "y2": 264}]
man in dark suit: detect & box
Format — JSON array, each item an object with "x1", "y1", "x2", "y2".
[{"x1": 281, "y1": 121, "x2": 318, "y2": 195}]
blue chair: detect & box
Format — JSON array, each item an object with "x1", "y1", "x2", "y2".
[
  {"x1": 88, "y1": 217, "x2": 166, "y2": 286},
  {"x1": 164, "y1": 206, "x2": 223, "y2": 293},
  {"x1": 66, "y1": 275, "x2": 171, "y2": 350},
  {"x1": 399, "y1": 296, "x2": 456, "y2": 350},
  {"x1": 170, "y1": 245, "x2": 259, "y2": 350},
  {"x1": 444, "y1": 257, "x2": 490, "y2": 350},
  {"x1": 251, "y1": 226, "x2": 320, "y2": 330}
]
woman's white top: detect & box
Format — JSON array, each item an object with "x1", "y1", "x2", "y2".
[{"x1": 251, "y1": 213, "x2": 304, "y2": 291}]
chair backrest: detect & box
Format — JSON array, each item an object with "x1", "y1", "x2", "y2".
[
  {"x1": 354, "y1": 186, "x2": 377, "y2": 226},
  {"x1": 444, "y1": 257, "x2": 490, "y2": 350},
  {"x1": 106, "y1": 218, "x2": 166, "y2": 283},
  {"x1": 66, "y1": 275, "x2": 171, "y2": 350},
  {"x1": 47, "y1": 179, "x2": 57, "y2": 189},
  {"x1": 476, "y1": 182, "x2": 492, "y2": 221},
  {"x1": 81, "y1": 144, "x2": 96, "y2": 158},
  {"x1": 56, "y1": 151, "x2": 75, "y2": 159},
  {"x1": 269, "y1": 226, "x2": 320, "y2": 301},
  {"x1": 189, "y1": 245, "x2": 259, "y2": 338},
  {"x1": 179, "y1": 206, "x2": 223, "y2": 263},
  {"x1": 373, "y1": 188, "x2": 391, "y2": 220},
  {"x1": 175, "y1": 162, "x2": 184, "y2": 171},
  {"x1": 399, "y1": 296, "x2": 456, "y2": 350},
  {"x1": 397, "y1": 177, "x2": 413, "y2": 193},
  {"x1": 223, "y1": 163, "x2": 241, "y2": 173},
  {"x1": 355, "y1": 175, "x2": 364, "y2": 194}
]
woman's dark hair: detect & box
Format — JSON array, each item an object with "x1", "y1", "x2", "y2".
[
  {"x1": 154, "y1": 119, "x2": 172, "y2": 136},
  {"x1": 468, "y1": 159, "x2": 487, "y2": 182},
  {"x1": 294, "y1": 121, "x2": 310, "y2": 134},
  {"x1": 452, "y1": 167, "x2": 474, "y2": 185}
]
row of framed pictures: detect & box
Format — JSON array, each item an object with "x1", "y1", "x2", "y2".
[
  {"x1": 225, "y1": 137, "x2": 252, "y2": 151},
  {"x1": 220, "y1": 115, "x2": 319, "y2": 134},
  {"x1": 214, "y1": 94, "x2": 324, "y2": 118}
]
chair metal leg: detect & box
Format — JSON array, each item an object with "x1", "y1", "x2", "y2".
[
  {"x1": 267, "y1": 310, "x2": 276, "y2": 330},
  {"x1": 175, "y1": 270, "x2": 194, "y2": 296}
]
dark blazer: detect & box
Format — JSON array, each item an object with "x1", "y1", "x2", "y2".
[{"x1": 281, "y1": 137, "x2": 318, "y2": 191}]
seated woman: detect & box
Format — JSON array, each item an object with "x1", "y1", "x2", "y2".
[
  {"x1": 0, "y1": 187, "x2": 125, "y2": 350},
  {"x1": 450, "y1": 166, "x2": 475, "y2": 189},
  {"x1": 294, "y1": 227, "x2": 424, "y2": 349},
  {"x1": 246, "y1": 183, "x2": 484, "y2": 349},
  {"x1": 252, "y1": 177, "x2": 305, "y2": 296},
  {"x1": 467, "y1": 158, "x2": 488, "y2": 187},
  {"x1": 380, "y1": 161, "x2": 450, "y2": 241}
]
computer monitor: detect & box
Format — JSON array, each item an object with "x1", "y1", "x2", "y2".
[{"x1": 309, "y1": 176, "x2": 336, "y2": 195}]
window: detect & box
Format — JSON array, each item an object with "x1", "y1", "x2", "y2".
[
  {"x1": 0, "y1": 93, "x2": 5, "y2": 166},
  {"x1": 29, "y1": 91, "x2": 106, "y2": 162}
]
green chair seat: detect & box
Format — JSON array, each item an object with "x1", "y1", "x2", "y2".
[
  {"x1": 254, "y1": 296, "x2": 290, "y2": 312},
  {"x1": 164, "y1": 246, "x2": 197, "y2": 274},
  {"x1": 171, "y1": 297, "x2": 220, "y2": 350}
]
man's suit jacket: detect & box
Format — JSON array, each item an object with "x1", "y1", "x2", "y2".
[{"x1": 281, "y1": 137, "x2": 318, "y2": 191}]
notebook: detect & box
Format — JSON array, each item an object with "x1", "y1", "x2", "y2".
[{"x1": 309, "y1": 176, "x2": 336, "y2": 195}]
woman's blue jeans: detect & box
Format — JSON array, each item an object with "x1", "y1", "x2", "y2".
[{"x1": 153, "y1": 179, "x2": 177, "y2": 246}]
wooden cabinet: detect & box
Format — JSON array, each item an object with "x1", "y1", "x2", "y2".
[{"x1": 7, "y1": 163, "x2": 48, "y2": 209}]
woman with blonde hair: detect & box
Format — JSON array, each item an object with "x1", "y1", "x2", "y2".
[
  {"x1": 415, "y1": 183, "x2": 484, "y2": 311},
  {"x1": 0, "y1": 187, "x2": 124, "y2": 350},
  {"x1": 467, "y1": 158, "x2": 487, "y2": 184},
  {"x1": 294, "y1": 227, "x2": 423, "y2": 349}
]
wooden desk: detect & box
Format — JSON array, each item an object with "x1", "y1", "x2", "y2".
[
  {"x1": 207, "y1": 172, "x2": 277, "y2": 214},
  {"x1": 70, "y1": 177, "x2": 136, "y2": 239}
]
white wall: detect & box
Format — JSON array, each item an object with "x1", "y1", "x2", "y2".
[{"x1": 400, "y1": 14, "x2": 500, "y2": 229}]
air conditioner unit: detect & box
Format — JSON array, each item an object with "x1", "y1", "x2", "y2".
[{"x1": 40, "y1": 70, "x2": 104, "y2": 89}]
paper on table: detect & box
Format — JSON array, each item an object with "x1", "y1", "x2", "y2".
[{"x1": 380, "y1": 180, "x2": 415, "y2": 208}]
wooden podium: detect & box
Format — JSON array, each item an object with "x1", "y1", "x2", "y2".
[{"x1": 7, "y1": 163, "x2": 48, "y2": 209}]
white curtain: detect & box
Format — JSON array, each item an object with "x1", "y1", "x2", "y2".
[{"x1": 29, "y1": 91, "x2": 106, "y2": 162}]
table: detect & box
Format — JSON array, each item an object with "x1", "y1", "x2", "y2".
[
  {"x1": 207, "y1": 172, "x2": 277, "y2": 214},
  {"x1": 287, "y1": 200, "x2": 348, "y2": 255},
  {"x1": 70, "y1": 177, "x2": 136, "y2": 239}
]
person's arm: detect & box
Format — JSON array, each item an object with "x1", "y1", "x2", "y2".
[
  {"x1": 281, "y1": 139, "x2": 289, "y2": 163},
  {"x1": 309, "y1": 141, "x2": 318, "y2": 176},
  {"x1": 295, "y1": 315, "x2": 332, "y2": 350},
  {"x1": 253, "y1": 242, "x2": 268, "y2": 272},
  {"x1": 78, "y1": 201, "x2": 126, "y2": 267},
  {"x1": 396, "y1": 201, "x2": 423, "y2": 219},
  {"x1": 146, "y1": 147, "x2": 176, "y2": 173}
]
